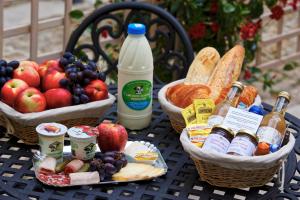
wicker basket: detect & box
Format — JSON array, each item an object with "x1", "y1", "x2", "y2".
[
  {"x1": 158, "y1": 79, "x2": 262, "y2": 133},
  {"x1": 180, "y1": 129, "x2": 295, "y2": 188},
  {"x1": 0, "y1": 93, "x2": 116, "y2": 145}
]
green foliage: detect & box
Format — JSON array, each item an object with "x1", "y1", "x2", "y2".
[{"x1": 69, "y1": 9, "x2": 84, "y2": 20}]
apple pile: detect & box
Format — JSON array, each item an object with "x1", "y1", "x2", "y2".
[{"x1": 0, "y1": 52, "x2": 108, "y2": 113}]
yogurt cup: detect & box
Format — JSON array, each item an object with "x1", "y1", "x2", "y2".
[
  {"x1": 36, "y1": 123, "x2": 67, "y2": 160},
  {"x1": 67, "y1": 126, "x2": 98, "y2": 160}
]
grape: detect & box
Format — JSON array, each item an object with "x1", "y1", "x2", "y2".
[
  {"x1": 68, "y1": 56, "x2": 75, "y2": 63},
  {"x1": 69, "y1": 73, "x2": 77, "y2": 81},
  {"x1": 65, "y1": 68, "x2": 73, "y2": 75},
  {"x1": 63, "y1": 52, "x2": 73, "y2": 59},
  {"x1": 72, "y1": 95, "x2": 80, "y2": 105},
  {"x1": 59, "y1": 79, "x2": 69, "y2": 88},
  {"x1": 104, "y1": 163, "x2": 117, "y2": 175},
  {"x1": 104, "y1": 151, "x2": 116, "y2": 157},
  {"x1": 115, "y1": 160, "x2": 123, "y2": 171},
  {"x1": 7, "y1": 60, "x2": 19, "y2": 69},
  {"x1": 59, "y1": 57, "x2": 69, "y2": 67},
  {"x1": 74, "y1": 60, "x2": 84, "y2": 69},
  {"x1": 83, "y1": 78, "x2": 90, "y2": 85},
  {"x1": 0, "y1": 60, "x2": 7, "y2": 66},
  {"x1": 90, "y1": 72, "x2": 98, "y2": 80},
  {"x1": 120, "y1": 158, "x2": 127, "y2": 167},
  {"x1": 73, "y1": 87, "x2": 82, "y2": 95},
  {"x1": 88, "y1": 61, "x2": 97, "y2": 71},
  {"x1": 83, "y1": 69, "x2": 93, "y2": 77},
  {"x1": 77, "y1": 71, "x2": 83, "y2": 81},
  {"x1": 98, "y1": 72, "x2": 106, "y2": 81},
  {"x1": 0, "y1": 77, "x2": 6, "y2": 85},
  {"x1": 80, "y1": 94, "x2": 89, "y2": 103},
  {"x1": 5, "y1": 77, "x2": 11, "y2": 82},
  {"x1": 0, "y1": 67, "x2": 6, "y2": 76},
  {"x1": 5, "y1": 67, "x2": 13, "y2": 76},
  {"x1": 103, "y1": 156, "x2": 115, "y2": 164}
]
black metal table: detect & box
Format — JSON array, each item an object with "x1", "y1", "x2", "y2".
[{"x1": 0, "y1": 85, "x2": 300, "y2": 200}]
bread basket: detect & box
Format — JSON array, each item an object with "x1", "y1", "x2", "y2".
[
  {"x1": 158, "y1": 79, "x2": 262, "y2": 133},
  {"x1": 180, "y1": 128, "x2": 295, "y2": 188},
  {"x1": 0, "y1": 93, "x2": 116, "y2": 145}
]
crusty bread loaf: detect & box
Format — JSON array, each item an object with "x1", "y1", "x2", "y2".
[
  {"x1": 166, "y1": 83, "x2": 211, "y2": 108},
  {"x1": 112, "y1": 163, "x2": 165, "y2": 181},
  {"x1": 208, "y1": 45, "x2": 245, "y2": 102},
  {"x1": 184, "y1": 47, "x2": 220, "y2": 85}
]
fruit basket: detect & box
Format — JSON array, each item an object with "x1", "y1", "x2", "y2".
[
  {"x1": 158, "y1": 79, "x2": 261, "y2": 133},
  {"x1": 180, "y1": 128, "x2": 295, "y2": 188},
  {"x1": 0, "y1": 94, "x2": 115, "y2": 145}
]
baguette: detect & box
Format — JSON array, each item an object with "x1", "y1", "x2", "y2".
[
  {"x1": 208, "y1": 45, "x2": 245, "y2": 102},
  {"x1": 184, "y1": 47, "x2": 220, "y2": 85}
]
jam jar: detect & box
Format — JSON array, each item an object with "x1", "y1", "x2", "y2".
[
  {"x1": 202, "y1": 125, "x2": 234, "y2": 154},
  {"x1": 227, "y1": 129, "x2": 258, "y2": 156}
]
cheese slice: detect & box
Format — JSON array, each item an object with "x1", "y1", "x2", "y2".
[
  {"x1": 69, "y1": 171, "x2": 100, "y2": 185},
  {"x1": 112, "y1": 163, "x2": 165, "y2": 181}
]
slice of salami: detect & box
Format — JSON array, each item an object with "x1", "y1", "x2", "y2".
[{"x1": 38, "y1": 173, "x2": 70, "y2": 186}]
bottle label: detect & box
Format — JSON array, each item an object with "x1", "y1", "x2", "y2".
[
  {"x1": 122, "y1": 80, "x2": 152, "y2": 110},
  {"x1": 207, "y1": 115, "x2": 224, "y2": 127},
  {"x1": 202, "y1": 134, "x2": 230, "y2": 153},
  {"x1": 257, "y1": 126, "x2": 282, "y2": 145},
  {"x1": 227, "y1": 137, "x2": 256, "y2": 156}
]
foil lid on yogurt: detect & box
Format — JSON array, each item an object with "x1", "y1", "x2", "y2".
[
  {"x1": 36, "y1": 123, "x2": 67, "y2": 137},
  {"x1": 67, "y1": 126, "x2": 98, "y2": 139}
]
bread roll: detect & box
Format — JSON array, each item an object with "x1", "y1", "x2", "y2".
[
  {"x1": 166, "y1": 83, "x2": 211, "y2": 108},
  {"x1": 208, "y1": 45, "x2": 245, "y2": 102},
  {"x1": 185, "y1": 47, "x2": 220, "y2": 85}
]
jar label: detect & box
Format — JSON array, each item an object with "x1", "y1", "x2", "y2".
[
  {"x1": 227, "y1": 137, "x2": 256, "y2": 156},
  {"x1": 122, "y1": 80, "x2": 152, "y2": 110},
  {"x1": 257, "y1": 126, "x2": 282, "y2": 145},
  {"x1": 202, "y1": 134, "x2": 230, "y2": 153},
  {"x1": 207, "y1": 115, "x2": 224, "y2": 127}
]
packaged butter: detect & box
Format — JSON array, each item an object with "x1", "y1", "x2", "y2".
[
  {"x1": 186, "y1": 124, "x2": 211, "y2": 147},
  {"x1": 181, "y1": 104, "x2": 197, "y2": 126},
  {"x1": 194, "y1": 99, "x2": 215, "y2": 124},
  {"x1": 125, "y1": 141, "x2": 158, "y2": 164}
]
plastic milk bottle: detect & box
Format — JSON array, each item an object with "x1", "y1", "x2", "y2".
[{"x1": 117, "y1": 23, "x2": 153, "y2": 130}]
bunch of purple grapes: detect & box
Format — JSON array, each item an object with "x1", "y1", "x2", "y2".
[
  {"x1": 0, "y1": 60, "x2": 19, "y2": 89},
  {"x1": 90, "y1": 151, "x2": 127, "y2": 181},
  {"x1": 58, "y1": 52, "x2": 106, "y2": 105}
]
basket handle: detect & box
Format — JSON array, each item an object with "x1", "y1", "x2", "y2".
[{"x1": 0, "y1": 112, "x2": 15, "y2": 136}]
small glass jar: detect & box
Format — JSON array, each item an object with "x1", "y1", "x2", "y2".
[
  {"x1": 202, "y1": 125, "x2": 234, "y2": 154},
  {"x1": 227, "y1": 129, "x2": 258, "y2": 156}
]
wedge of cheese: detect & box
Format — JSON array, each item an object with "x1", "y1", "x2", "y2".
[{"x1": 112, "y1": 163, "x2": 165, "y2": 181}]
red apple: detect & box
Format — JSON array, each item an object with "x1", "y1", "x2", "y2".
[
  {"x1": 1, "y1": 79, "x2": 29, "y2": 107},
  {"x1": 38, "y1": 60, "x2": 63, "y2": 78},
  {"x1": 14, "y1": 87, "x2": 46, "y2": 113},
  {"x1": 44, "y1": 88, "x2": 72, "y2": 109},
  {"x1": 19, "y1": 61, "x2": 39, "y2": 71},
  {"x1": 84, "y1": 80, "x2": 108, "y2": 101},
  {"x1": 13, "y1": 65, "x2": 40, "y2": 88},
  {"x1": 97, "y1": 122, "x2": 128, "y2": 152},
  {"x1": 42, "y1": 70, "x2": 66, "y2": 91}
]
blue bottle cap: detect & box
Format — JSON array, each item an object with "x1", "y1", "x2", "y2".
[
  {"x1": 249, "y1": 105, "x2": 264, "y2": 116},
  {"x1": 127, "y1": 23, "x2": 146, "y2": 35},
  {"x1": 270, "y1": 144, "x2": 279, "y2": 153}
]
